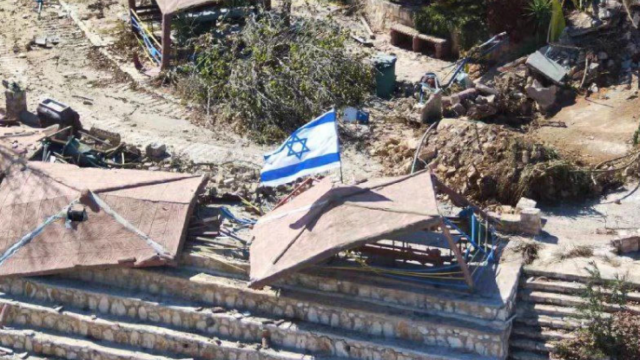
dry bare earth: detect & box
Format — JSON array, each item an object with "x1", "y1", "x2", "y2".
[
  {"x1": 535, "y1": 86, "x2": 640, "y2": 166},
  {"x1": 0, "y1": 0, "x2": 383, "y2": 182}
]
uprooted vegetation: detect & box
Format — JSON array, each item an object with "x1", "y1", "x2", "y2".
[
  {"x1": 371, "y1": 120, "x2": 614, "y2": 205},
  {"x1": 173, "y1": 12, "x2": 374, "y2": 143}
]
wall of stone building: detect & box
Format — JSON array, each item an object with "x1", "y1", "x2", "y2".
[{"x1": 361, "y1": 0, "x2": 417, "y2": 31}]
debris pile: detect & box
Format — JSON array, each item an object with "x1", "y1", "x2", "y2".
[{"x1": 372, "y1": 120, "x2": 600, "y2": 205}]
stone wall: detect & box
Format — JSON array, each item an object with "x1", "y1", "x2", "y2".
[
  {"x1": 361, "y1": 0, "x2": 417, "y2": 31},
  {"x1": 0, "y1": 276, "x2": 472, "y2": 360},
  {"x1": 61, "y1": 268, "x2": 509, "y2": 358},
  {"x1": 182, "y1": 253, "x2": 513, "y2": 322}
]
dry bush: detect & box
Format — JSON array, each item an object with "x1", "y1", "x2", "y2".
[
  {"x1": 177, "y1": 12, "x2": 374, "y2": 143},
  {"x1": 552, "y1": 245, "x2": 594, "y2": 262},
  {"x1": 512, "y1": 240, "x2": 543, "y2": 265}
]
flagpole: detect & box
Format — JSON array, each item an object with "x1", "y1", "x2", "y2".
[{"x1": 334, "y1": 108, "x2": 344, "y2": 184}]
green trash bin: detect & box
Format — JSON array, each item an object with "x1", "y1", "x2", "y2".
[{"x1": 372, "y1": 53, "x2": 397, "y2": 99}]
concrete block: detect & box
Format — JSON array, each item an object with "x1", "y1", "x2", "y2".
[
  {"x1": 520, "y1": 208, "x2": 542, "y2": 236},
  {"x1": 612, "y1": 236, "x2": 640, "y2": 254},
  {"x1": 516, "y1": 197, "x2": 538, "y2": 212}
]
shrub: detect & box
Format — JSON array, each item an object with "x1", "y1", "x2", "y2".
[
  {"x1": 178, "y1": 12, "x2": 374, "y2": 143},
  {"x1": 555, "y1": 263, "x2": 640, "y2": 360},
  {"x1": 414, "y1": 0, "x2": 489, "y2": 52}
]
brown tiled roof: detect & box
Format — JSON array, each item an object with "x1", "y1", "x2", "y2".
[
  {"x1": 0, "y1": 146, "x2": 205, "y2": 277},
  {"x1": 249, "y1": 171, "x2": 441, "y2": 288}
]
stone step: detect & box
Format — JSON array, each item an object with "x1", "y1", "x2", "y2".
[
  {"x1": 0, "y1": 298, "x2": 319, "y2": 360},
  {"x1": 509, "y1": 338, "x2": 554, "y2": 354},
  {"x1": 519, "y1": 290, "x2": 640, "y2": 315},
  {"x1": 511, "y1": 326, "x2": 573, "y2": 342},
  {"x1": 181, "y1": 252, "x2": 509, "y2": 322},
  {"x1": 514, "y1": 315, "x2": 580, "y2": 332},
  {"x1": 522, "y1": 268, "x2": 640, "y2": 291},
  {"x1": 516, "y1": 303, "x2": 577, "y2": 318},
  {"x1": 0, "y1": 276, "x2": 497, "y2": 360},
  {"x1": 0, "y1": 327, "x2": 182, "y2": 360},
  {"x1": 508, "y1": 350, "x2": 549, "y2": 360},
  {"x1": 59, "y1": 267, "x2": 508, "y2": 359},
  {"x1": 521, "y1": 278, "x2": 640, "y2": 302},
  {"x1": 0, "y1": 354, "x2": 61, "y2": 360}
]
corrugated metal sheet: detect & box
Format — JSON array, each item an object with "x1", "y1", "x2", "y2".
[
  {"x1": 249, "y1": 171, "x2": 441, "y2": 288},
  {"x1": 0, "y1": 145, "x2": 205, "y2": 277}
]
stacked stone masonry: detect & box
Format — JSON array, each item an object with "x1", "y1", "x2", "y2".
[
  {"x1": 0, "y1": 276, "x2": 486, "y2": 360},
  {"x1": 59, "y1": 266, "x2": 509, "y2": 358},
  {"x1": 0, "y1": 252, "x2": 517, "y2": 360},
  {"x1": 181, "y1": 253, "x2": 514, "y2": 323}
]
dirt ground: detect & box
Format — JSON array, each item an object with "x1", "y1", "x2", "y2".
[
  {"x1": 0, "y1": 0, "x2": 383, "y2": 184},
  {"x1": 3, "y1": 0, "x2": 640, "y2": 192},
  {"x1": 534, "y1": 85, "x2": 640, "y2": 165}
]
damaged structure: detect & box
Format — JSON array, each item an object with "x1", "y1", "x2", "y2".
[
  {"x1": 0, "y1": 145, "x2": 205, "y2": 276},
  {"x1": 250, "y1": 171, "x2": 494, "y2": 290},
  {"x1": 128, "y1": 0, "x2": 269, "y2": 69}
]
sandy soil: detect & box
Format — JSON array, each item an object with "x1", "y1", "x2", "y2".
[
  {"x1": 534, "y1": 85, "x2": 640, "y2": 165},
  {"x1": 0, "y1": 0, "x2": 384, "y2": 183}
]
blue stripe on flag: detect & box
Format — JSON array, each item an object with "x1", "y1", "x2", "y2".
[
  {"x1": 293, "y1": 111, "x2": 336, "y2": 134},
  {"x1": 260, "y1": 153, "x2": 341, "y2": 182},
  {"x1": 264, "y1": 110, "x2": 336, "y2": 161}
]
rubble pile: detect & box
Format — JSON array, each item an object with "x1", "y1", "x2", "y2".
[
  {"x1": 438, "y1": 1, "x2": 640, "y2": 123},
  {"x1": 373, "y1": 120, "x2": 600, "y2": 205}
]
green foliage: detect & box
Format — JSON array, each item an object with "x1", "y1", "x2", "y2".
[
  {"x1": 178, "y1": 13, "x2": 374, "y2": 143},
  {"x1": 548, "y1": 0, "x2": 566, "y2": 42},
  {"x1": 570, "y1": 0, "x2": 594, "y2": 11},
  {"x1": 414, "y1": 0, "x2": 489, "y2": 52},
  {"x1": 555, "y1": 263, "x2": 640, "y2": 360},
  {"x1": 526, "y1": 0, "x2": 552, "y2": 43}
]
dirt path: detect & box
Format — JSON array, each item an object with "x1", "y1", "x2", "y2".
[
  {"x1": 0, "y1": 0, "x2": 382, "y2": 181},
  {"x1": 533, "y1": 83, "x2": 640, "y2": 166}
]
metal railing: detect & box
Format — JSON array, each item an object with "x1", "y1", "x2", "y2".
[{"x1": 130, "y1": 9, "x2": 162, "y2": 66}]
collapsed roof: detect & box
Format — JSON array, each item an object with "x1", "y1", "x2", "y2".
[
  {"x1": 249, "y1": 171, "x2": 443, "y2": 288},
  {"x1": 155, "y1": 0, "x2": 223, "y2": 15},
  {"x1": 0, "y1": 146, "x2": 206, "y2": 277}
]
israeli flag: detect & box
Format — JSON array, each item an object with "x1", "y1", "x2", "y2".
[{"x1": 260, "y1": 110, "x2": 341, "y2": 187}]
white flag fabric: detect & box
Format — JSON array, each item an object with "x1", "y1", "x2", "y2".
[{"x1": 260, "y1": 110, "x2": 341, "y2": 187}]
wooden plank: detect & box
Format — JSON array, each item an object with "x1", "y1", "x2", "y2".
[{"x1": 440, "y1": 219, "x2": 474, "y2": 290}]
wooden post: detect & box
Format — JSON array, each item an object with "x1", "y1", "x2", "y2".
[
  {"x1": 161, "y1": 13, "x2": 172, "y2": 70},
  {"x1": 128, "y1": 0, "x2": 136, "y2": 31},
  {"x1": 440, "y1": 219, "x2": 475, "y2": 290}
]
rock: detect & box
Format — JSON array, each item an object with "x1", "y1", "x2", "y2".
[
  {"x1": 466, "y1": 104, "x2": 497, "y2": 120},
  {"x1": 419, "y1": 146, "x2": 437, "y2": 162},
  {"x1": 516, "y1": 197, "x2": 537, "y2": 211},
  {"x1": 476, "y1": 95, "x2": 496, "y2": 105},
  {"x1": 450, "y1": 88, "x2": 479, "y2": 104},
  {"x1": 451, "y1": 103, "x2": 467, "y2": 117},
  {"x1": 475, "y1": 83, "x2": 499, "y2": 96},
  {"x1": 419, "y1": 92, "x2": 443, "y2": 123},
  {"x1": 145, "y1": 142, "x2": 167, "y2": 159},
  {"x1": 525, "y1": 79, "x2": 558, "y2": 112}
]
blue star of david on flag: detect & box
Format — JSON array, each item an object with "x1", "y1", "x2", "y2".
[
  {"x1": 260, "y1": 110, "x2": 341, "y2": 187},
  {"x1": 285, "y1": 134, "x2": 310, "y2": 160}
]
